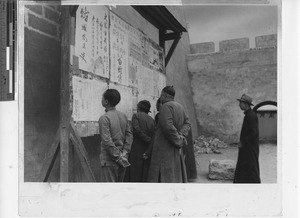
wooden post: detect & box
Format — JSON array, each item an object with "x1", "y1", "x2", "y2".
[
  {"x1": 70, "y1": 122, "x2": 96, "y2": 182},
  {"x1": 59, "y1": 6, "x2": 72, "y2": 182},
  {"x1": 39, "y1": 128, "x2": 60, "y2": 182}
]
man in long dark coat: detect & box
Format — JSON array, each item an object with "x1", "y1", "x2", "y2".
[
  {"x1": 234, "y1": 94, "x2": 261, "y2": 183},
  {"x1": 147, "y1": 86, "x2": 191, "y2": 183}
]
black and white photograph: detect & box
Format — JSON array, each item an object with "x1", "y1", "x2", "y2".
[{"x1": 0, "y1": 0, "x2": 299, "y2": 217}]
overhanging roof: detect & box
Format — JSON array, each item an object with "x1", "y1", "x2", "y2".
[
  {"x1": 132, "y1": 6, "x2": 187, "y2": 66},
  {"x1": 132, "y1": 6, "x2": 187, "y2": 33}
]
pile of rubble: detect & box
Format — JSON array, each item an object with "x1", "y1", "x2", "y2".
[{"x1": 194, "y1": 135, "x2": 228, "y2": 154}]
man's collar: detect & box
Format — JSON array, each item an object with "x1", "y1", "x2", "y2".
[
  {"x1": 244, "y1": 108, "x2": 252, "y2": 114},
  {"x1": 105, "y1": 106, "x2": 116, "y2": 112},
  {"x1": 162, "y1": 96, "x2": 174, "y2": 104}
]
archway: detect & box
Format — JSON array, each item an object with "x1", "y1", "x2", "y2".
[{"x1": 254, "y1": 101, "x2": 277, "y2": 143}]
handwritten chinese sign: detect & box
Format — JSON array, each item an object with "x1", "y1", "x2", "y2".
[
  {"x1": 75, "y1": 6, "x2": 109, "y2": 78},
  {"x1": 110, "y1": 13, "x2": 129, "y2": 85}
]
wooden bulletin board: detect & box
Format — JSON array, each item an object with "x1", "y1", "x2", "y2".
[{"x1": 71, "y1": 5, "x2": 166, "y2": 137}]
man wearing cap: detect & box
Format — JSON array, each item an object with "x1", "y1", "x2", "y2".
[
  {"x1": 125, "y1": 100, "x2": 155, "y2": 182},
  {"x1": 147, "y1": 86, "x2": 191, "y2": 183},
  {"x1": 234, "y1": 94, "x2": 261, "y2": 183}
]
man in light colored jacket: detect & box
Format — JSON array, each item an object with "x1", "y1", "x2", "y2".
[{"x1": 98, "y1": 89, "x2": 133, "y2": 182}]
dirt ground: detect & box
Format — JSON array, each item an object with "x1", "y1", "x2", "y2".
[{"x1": 192, "y1": 143, "x2": 277, "y2": 183}]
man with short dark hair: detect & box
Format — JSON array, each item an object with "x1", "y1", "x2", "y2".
[
  {"x1": 98, "y1": 89, "x2": 133, "y2": 182},
  {"x1": 147, "y1": 86, "x2": 191, "y2": 183},
  {"x1": 234, "y1": 94, "x2": 261, "y2": 183}
]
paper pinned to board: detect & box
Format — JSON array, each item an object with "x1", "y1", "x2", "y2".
[
  {"x1": 72, "y1": 76, "x2": 108, "y2": 121},
  {"x1": 75, "y1": 5, "x2": 109, "y2": 78},
  {"x1": 109, "y1": 12, "x2": 129, "y2": 85}
]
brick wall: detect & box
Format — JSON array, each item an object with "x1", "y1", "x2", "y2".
[
  {"x1": 25, "y1": 5, "x2": 61, "y2": 40},
  {"x1": 187, "y1": 34, "x2": 277, "y2": 143},
  {"x1": 24, "y1": 4, "x2": 61, "y2": 181}
]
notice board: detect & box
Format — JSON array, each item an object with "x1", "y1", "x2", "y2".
[{"x1": 72, "y1": 5, "x2": 166, "y2": 136}]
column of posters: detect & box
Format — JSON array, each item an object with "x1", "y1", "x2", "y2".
[
  {"x1": 128, "y1": 25, "x2": 142, "y2": 86},
  {"x1": 75, "y1": 6, "x2": 109, "y2": 78},
  {"x1": 110, "y1": 13, "x2": 129, "y2": 85}
]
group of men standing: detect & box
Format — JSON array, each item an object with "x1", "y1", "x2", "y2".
[{"x1": 98, "y1": 86, "x2": 261, "y2": 183}]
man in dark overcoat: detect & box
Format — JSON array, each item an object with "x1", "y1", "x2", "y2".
[
  {"x1": 147, "y1": 86, "x2": 191, "y2": 183},
  {"x1": 234, "y1": 94, "x2": 261, "y2": 183}
]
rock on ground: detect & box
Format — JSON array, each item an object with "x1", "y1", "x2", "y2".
[{"x1": 208, "y1": 159, "x2": 236, "y2": 180}]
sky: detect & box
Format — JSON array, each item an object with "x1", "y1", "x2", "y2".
[{"x1": 182, "y1": 5, "x2": 278, "y2": 50}]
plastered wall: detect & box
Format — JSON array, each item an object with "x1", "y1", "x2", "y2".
[{"x1": 187, "y1": 35, "x2": 277, "y2": 143}]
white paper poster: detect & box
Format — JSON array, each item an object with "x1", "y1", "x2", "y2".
[
  {"x1": 157, "y1": 72, "x2": 166, "y2": 96},
  {"x1": 109, "y1": 83, "x2": 133, "y2": 120},
  {"x1": 72, "y1": 76, "x2": 108, "y2": 121},
  {"x1": 75, "y1": 5, "x2": 109, "y2": 78},
  {"x1": 110, "y1": 13, "x2": 129, "y2": 85},
  {"x1": 132, "y1": 87, "x2": 139, "y2": 114},
  {"x1": 140, "y1": 33, "x2": 150, "y2": 68},
  {"x1": 149, "y1": 39, "x2": 164, "y2": 73},
  {"x1": 138, "y1": 65, "x2": 154, "y2": 96},
  {"x1": 152, "y1": 70, "x2": 159, "y2": 97},
  {"x1": 128, "y1": 25, "x2": 142, "y2": 62},
  {"x1": 91, "y1": 79, "x2": 108, "y2": 121},
  {"x1": 128, "y1": 57, "x2": 140, "y2": 86}
]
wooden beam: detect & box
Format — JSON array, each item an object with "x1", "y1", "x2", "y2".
[
  {"x1": 70, "y1": 122, "x2": 88, "y2": 157},
  {"x1": 59, "y1": 7, "x2": 72, "y2": 182},
  {"x1": 70, "y1": 5, "x2": 79, "y2": 17},
  {"x1": 38, "y1": 128, "x2": 60, "y2": 182},
  {"x1": 70, "y1": 123, "x2": 96, "y2": 182},
  {"x1": 164, "y1": 32, "x2": 180, "y2": 41},
  {"x1": 159, "y1": 29, "x2": 166, "y2": 51},
  {"x1": 165, "y1": 36, "x2": 180, "y2": 67}
]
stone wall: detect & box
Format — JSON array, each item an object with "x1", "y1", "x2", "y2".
[
  {"x1": 187, "y1": 35, "x2": 277, "y2": 143},
  {"x1": 190, "y1": 42, "x2": 215, "y2": 54},
  {"x1": 24, "y1": 4, "x2": 61, "y2": 181}
]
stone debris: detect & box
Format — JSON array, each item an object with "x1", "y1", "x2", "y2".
[
  {"x1": 194, "y1": 135, "x2": 228, "y2": 154},
  {"x1": 208, "y1": 159, "x2": 236, "y2": 180}
]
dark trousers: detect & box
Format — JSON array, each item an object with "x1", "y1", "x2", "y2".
[{"x1": 100, "y1": 165, "x2": 126, "y2": 182}]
